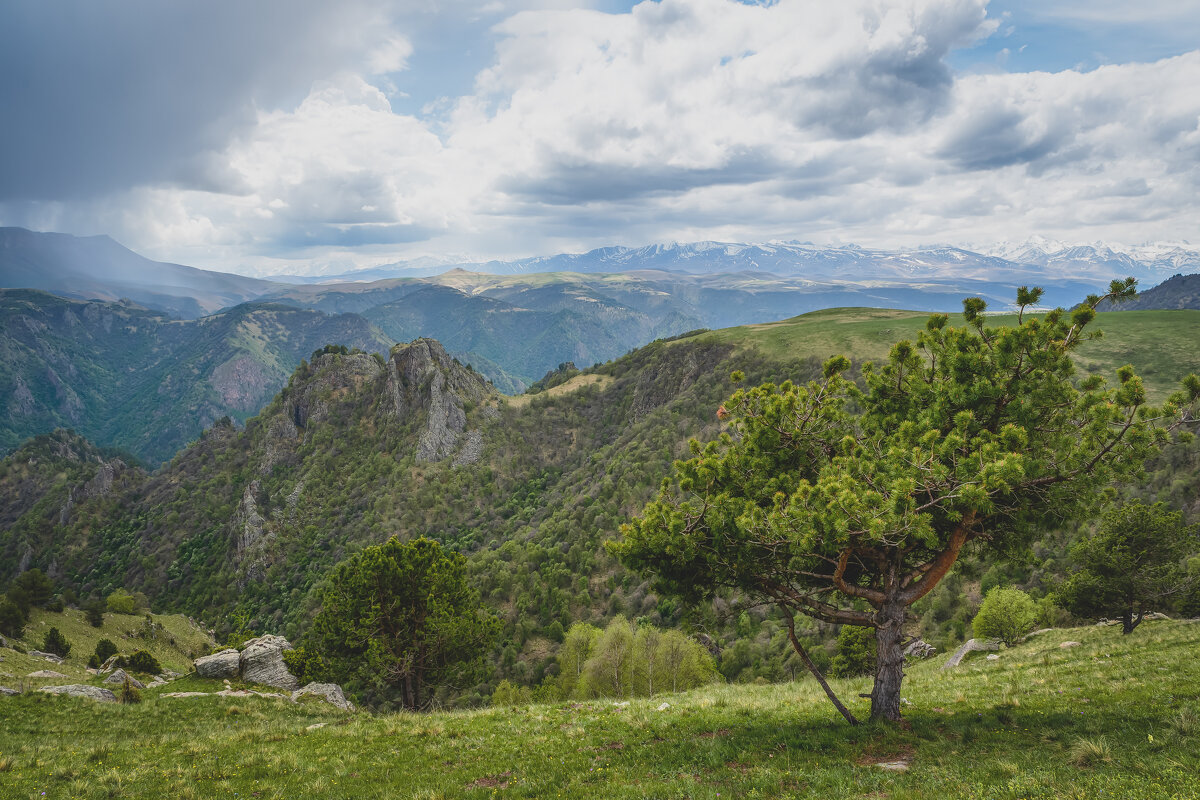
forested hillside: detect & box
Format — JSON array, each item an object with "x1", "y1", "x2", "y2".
[
  {"x1": 4, "y1": 306, "x2": 1200, "y2": 701},
  {"x1": 0, "y1": 290, "x2": 393, "y2": 463}
]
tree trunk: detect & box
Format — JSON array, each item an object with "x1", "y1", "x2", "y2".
[
  {"x1": 782, "y1": 609, "x2": 858, "y2": 725},
  {"x1": 1122, "y1": 607, "x2": 1145, "y2": 635},
  {"x1": 870, "y1": 601, "x2": 907, "y2": 723}
]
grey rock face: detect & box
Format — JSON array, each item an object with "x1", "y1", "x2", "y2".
[
  {"x1": 239, "y1": 635, "x2": 299, "y2": 690},
  {"x1": 389, "y1": 338, "x2": 492, "y2": 463},
  {"x1": 1, "y1": 686, "x2": 20, "y2": 696},
  {"x1": 234, "y1": 481, "x2": 267, "y2": 558},
  {"x1": 104, "y1": 669, "x2": 145, "y2": 689},
  {"x1": 292, "y1": 682, "x2": 355, "y2": 711},
  {"x1": 194, "y1": 648, "x2": 241, "y2": 679},
  {"x1": 39, "y1": 685, "x2": 117, "y2": 702},
  {"x1": 29, "y1": 650, "x2": 64, "y2": 663},
  {"x1": 941, "y1": 638, "x2": 1000, "y2": 669}
]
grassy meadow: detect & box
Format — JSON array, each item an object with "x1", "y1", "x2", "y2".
[
  {"x1": 701, "y1": 308, "x2": 1200, "y2": 404},
  {"x1": 2, "y1": 620, "x2": 1198, "y2": 799}
]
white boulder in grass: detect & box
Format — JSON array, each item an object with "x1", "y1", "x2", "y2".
[
  {"x1": 239, "y1": 635, "x2": 299, "y2": 690},
  {"x1": 292, "y1": 682, "x2": 354, "y2": 711},
  {"x1": 194, "y1": 648, "x2": 240, "y2": 679},
  {"x1": 39, "y1": 685, "x2": 117, "y2": 702}
]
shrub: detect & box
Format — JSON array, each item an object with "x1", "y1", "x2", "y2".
[
  {"x1": 973, "y1": 587, "x2": 1038, "y2": 646},
  {"x1": 84, "y1": 600, "x2": 105, "y2": 628},
  {"x1": 44, "y1": 596, "x2": 64, "y2": 613},
  {"x1": 120, "y1": 677, "x2": 142, "y2": 705},
  {"x1": 87, "y1": 653, "x2": 101, "y2": 669},
  {"x1": 491, "y1": 679, "x2": 532, "y2": 706},
  {"x1": 94, "y1": 638, "x2": 118, "y2": 663},
  {"x1": 0, "y1": 599, "x2": 25, "y2": 638},
  {"x1": 126, "y1": 650, "x2": 162, "y2": 675},
  {"x1": 829, "y1": 625, "x2": 877, "y2": 678},
  {"x1": 106, "y1": 590, "x2": 136, "y2": 615},
  {"x1": 42, "y1": 627, "x2": 71, "y2": 658}
]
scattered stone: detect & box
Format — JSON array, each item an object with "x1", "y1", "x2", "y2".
[
  {"x1": 146, "y1": 678, "x2": 167, "y2": 688},
  {"x1": 239, "y1": 635, "x2": 299, "y2": 690},
  {"x1": 29, "y1": 650, "x2": 63, "y2": 664},
  {"x1": 39, "y1": 685, "x2": 117, "y2": 703},
  {"x1": 0, "y1": 686, "x2": 19, "y2": 696},
  {"x1": 903, "y1": 639, "x2": 937, "y2": 660},
  {"x1": 292, "y1": 682, "x2": 354, "y2": 711},
  {"x1": 86, "y1": 668, "x2": 100, "y2": 676},
  {"x1": 217, "y1": 688, "x2": 289, "y2": 699},
  {"x1": 194, "y1": 648, "x2": 240, "y2": 679},
  {"x1": 306, "y1": 722, "x2": 327, "y2": 731},
  {"x1": 941, "y1": 638, "x2": 1001, "y2": 669},
  {"x1": 1060, "y1": 641, "x2": 1082, "y2": 648},
  {"x1": 28, "y1": 670, "x2": 68, "y2": 679},
  {"x1": 875, "y1": 761, "x2": 909, "y2": 772},
  {"x1": 162, "y1": 692, "x2": 210, "y2": 698},
  {"x1": 1024, "y1": 628, "x2": 1054, "y2": 639},
  {"x1": 656, "y1": 702, "x2": 671, "y2": 711},
  {"x1": 986, "y1": 654, "x2": 1000, "y2": 661},
  {"x1": 1144, "y1": 612, "x2": 1171, "y2": 621},
  {"x1": 104, "y1": 669, "x2": 145, "y2": 689},
  {"x1": 612, "y1": 701, "x2": 630, "y2": 707}
]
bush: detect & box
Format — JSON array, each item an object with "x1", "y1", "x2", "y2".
[
  {"x1": 0, "y1": 599, "x2": 25, "y2": 638},
  {"x1": 84, "y1": 600, "x2": 105, "y2": 628},
  {"x1": 87, "y1": 653, "x2": 101, "y2": 669},
  {"x1": 44, "y1": 596, "x2": 64, "y2": 613},
  {"x1": 106, "y1": 590, "x2": 136, "y2": 615},
  {"x1": 973, "y1": 587, "x2": 1038, "y2": 645},
  {"x1": 126, "y1": 650, "x2": 162, "y2": 675},
  {"x1": 491, "y1": 679, "x2": 532, "y2": 706},
  {"x1": 94, "y1": 638, "x2": 118, "y2": 663},
  {"x1": 829, "y1": 625, "x2": 877, "y2": 678},
  {"x1": 120, "y1": 677, "x2": 142, "y2": 705},
  {"x1": 13, "y1": 569, "x2": 54, "y2": 609},
  {"x1": 42, "y1": 627, "x2": 71, "y2": 658}
]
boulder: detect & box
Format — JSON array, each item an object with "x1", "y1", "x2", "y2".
[
  {"x1": 0, "y1": 686, "x2": 19, "y2": 696},
  {"x1": 986, "y1": 654, "x2": 1000, "y2": 661},
  {"x1": 239, "y1": 635, "x2": 299, "y2": 690},
  {"x1": 39, "y1": 685, "x2": 117, "y2": 703},
  {"x1": 104, "y1": 669, "x2": 145, "y2": 689},
  {"x1": 903, "y1": 639, "x2": 937, "y2": 660},
  {"x1": 29, "y1": 650, "x2": 63, "y2": 664},
  {"x1": 194, "y1": 648, "x2": 240, "y2": 679},
  {"x1": 941, "y1": 638, "x2": 1001, "y2": 669},
  {"x1": 28, "y1": 670, "x2": 69, "y2": 679},
  {"x1": 292, "y1": 682, "x2": 354, "y2": 711}
]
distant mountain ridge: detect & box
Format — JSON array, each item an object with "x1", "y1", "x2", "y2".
[{"x1": 0, "y1": 227, "x2": 283, "y2": 317}]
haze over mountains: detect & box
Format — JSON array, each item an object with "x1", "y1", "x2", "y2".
[{"x1": 4, "y1": 226, "x2": 1200, "y2": 464}]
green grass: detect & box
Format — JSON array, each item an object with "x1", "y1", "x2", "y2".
[
  {"x1": 700, "y1": 308, "x2": 1200, "y2": 404},
  {"x1": 1, "y1": 608, "x2": 214, "y2": 688},
  {"x1": 2, "y1": 621, "x2": 1199, "y2": 799}
]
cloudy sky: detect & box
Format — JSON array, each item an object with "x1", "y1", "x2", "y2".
[{"x1": 1, "y1": 0, "x2": 1198, "y2": 276}]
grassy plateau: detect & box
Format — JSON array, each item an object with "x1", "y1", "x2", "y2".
[{"x1": 2, "y1": 620, "x2": 1199, "y2": 799}]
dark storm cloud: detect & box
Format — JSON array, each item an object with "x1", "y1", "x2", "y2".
[{"x1": 0, "y1": 0, "x2": 389, "y2": 202}]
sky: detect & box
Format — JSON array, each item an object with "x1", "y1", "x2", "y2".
[{"x1": 1, "y1": 0, "x2": 1198, "y2": 277}]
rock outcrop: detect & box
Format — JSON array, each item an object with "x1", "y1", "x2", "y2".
[
  {"x1": 39, "y1": 684, "x2": 117, "y2": 702},
  {"x1": 240, "y1": 635, "x2": 299, "y2": 690},
  {"x1": 387, "y1": 339, "x2": 493, "y2": 463},
  {"x1": 292, "y1": 682, "x2": 354, "y2": 711},
  {"x1": 941, "y1": 638, "x2": 1001, "y2": 669},
  {"x1": 903, "y1": 639, "x2": 937, "y2": 660},
  {"x1": 104, "y1": 669, "x2": 145, "y2": 689},
  {"x1": 28, "y1": 670, "x2": 68, "y2": 679},
  {"x1": 0, "y1": 686, "x2": 19, "y2": 696},
  {"x1": 29, "y1": 650, "x2": 63, "y2": 663},
  {"x1": 194, "y1": 648, "x2": 240, "y2": 679}
]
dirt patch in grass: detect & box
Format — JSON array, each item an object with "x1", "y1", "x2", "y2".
[{"x1": 468, "y1": 771, "x2": 513, "y2": 789}]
